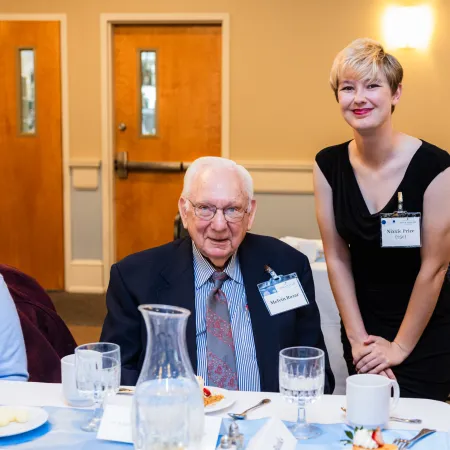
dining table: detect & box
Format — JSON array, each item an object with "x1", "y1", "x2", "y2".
[{"x1": 0, "y1": 380, "x2": 449, "y2": 449}]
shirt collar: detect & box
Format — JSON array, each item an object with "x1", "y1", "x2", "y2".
[{"x1": 192, "y1": 242, "x2": 242, "y2": 289}]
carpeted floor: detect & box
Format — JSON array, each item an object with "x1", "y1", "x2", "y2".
[{"x1": 48, "y1": 292, "x2": 106, "y2": 346}]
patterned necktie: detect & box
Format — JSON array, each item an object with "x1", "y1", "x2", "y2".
[{"x1": 206, "y1": 271, "x2": 238, "y2": 390}]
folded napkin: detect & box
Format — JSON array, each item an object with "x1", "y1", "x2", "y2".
[
  {"x1": 279, "y1": 237, "x2": 324, "y2": 264},
  {"x1": 219, "y1": 420, "x2": 449, "y2": 450}
]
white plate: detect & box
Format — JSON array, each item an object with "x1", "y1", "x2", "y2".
[
  {"x1": 0, "y1": 407, "x2": 49, "y2": 438},
  {"x1": 204, "y1": 387, "x2": 235, "y2": 413}
]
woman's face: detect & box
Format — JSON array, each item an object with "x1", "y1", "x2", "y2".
[{"x1": 337, "y1": 70, "x2": 401, "y2": 133}]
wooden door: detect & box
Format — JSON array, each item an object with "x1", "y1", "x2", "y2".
[
  {"x1": 113, "y1": 24, "x2": 221, "y2": 261},
  {"x1": 0, "y1": 21, "x2": 64, "y2": 289}
]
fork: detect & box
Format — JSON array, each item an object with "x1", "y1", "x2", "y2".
[{"x1": 393, "y1": 428, "x2": 435, "y2": 449}]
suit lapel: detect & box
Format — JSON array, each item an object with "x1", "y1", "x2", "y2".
[
  {"x1": 238, "y1": 234, "x2": 278, "y2": 391},
  {"x1": 156, "y1": 238, "x2": 198, "y2": 372}
]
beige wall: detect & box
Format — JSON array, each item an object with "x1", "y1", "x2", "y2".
[
  {"x1": 1, "y1": 0, "x2": 449, "y2": 163},
  {"x1": 2, "y1": 0, "x2": 448, "y2": 291}
]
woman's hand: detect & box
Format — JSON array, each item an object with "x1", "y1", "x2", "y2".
[
  {"x1": 379, "y1": 368, "x2": 396, "y2": 380},
  {"x1": 351, "y1": 338, "x2": 372, "y2": 366},
  {"x1": 355, "y1": 336, "x2": 409, "y2": 374},
  {"x1": 351, "y1": 338, "x2": 397, "y2": 379}
]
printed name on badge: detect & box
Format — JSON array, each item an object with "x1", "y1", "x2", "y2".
[
  {"x1": 381, "y1": 215, "x2": 421, "y2": 248},
  {"x1": 258, "y1": 269, "x2": 309, "y2": 316}
]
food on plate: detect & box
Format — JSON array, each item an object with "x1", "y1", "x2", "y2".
[
  {"x1": 342, "y1": 427, "x2": 397, "y2": 450},
  {"x1": 196, "y1": 376, "x2": 225, "y2": 407},
  {"x1": 0, "y1": 407, "x2": 29, "y2": 427},
  {"x1": 203, "y1": 390, "x2": 225, "y2": 408}
]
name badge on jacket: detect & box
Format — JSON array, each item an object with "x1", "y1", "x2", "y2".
[{"x1": 258, "y1": 266, "x2": 309, "y2": 316}]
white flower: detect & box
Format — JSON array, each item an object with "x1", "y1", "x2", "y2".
[{"x1": 353, "y1": 428, "x2": 378, "y2": 449}]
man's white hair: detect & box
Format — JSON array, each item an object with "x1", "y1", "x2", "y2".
[{"x1": 182, "y1": 157, "x2": 254, "y2": 207}]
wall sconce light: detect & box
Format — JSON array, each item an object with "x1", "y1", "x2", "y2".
[{"x1": 383, "y1": 5, "x2": 434, "y2": 49}]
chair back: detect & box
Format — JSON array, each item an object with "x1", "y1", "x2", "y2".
[{"x1": 173, "y1": 213, "x2": 190, "y2": 240}]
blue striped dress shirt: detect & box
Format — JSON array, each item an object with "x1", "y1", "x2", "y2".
[{"x1": 192, "y1": 244, "x2": 261, "y2": 391}]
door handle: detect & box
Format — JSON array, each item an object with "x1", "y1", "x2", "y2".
[{"x1": 115, "y1": 151, "x2": 190, "y2": 179}]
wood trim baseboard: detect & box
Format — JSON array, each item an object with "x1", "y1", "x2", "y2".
[
  {"x1": 237, "y1": 160, "x2": 314, "y2": 171},
  {"x1": 71, "y1": 167, "x2": 99, "y2": 190},
  {"x1": 69, "y1": 159, "x2": 102, "y2": 168},
  {"x1": 238, "y1": 161, "x2": 314, "y2": 194},
  {"x1": 66, "y1": 259, "x2": 105, "y2": 293}
]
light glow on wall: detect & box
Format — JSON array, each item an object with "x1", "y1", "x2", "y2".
[{"x1": 383, "y1": 5, "x2": 434, "y2": 49}]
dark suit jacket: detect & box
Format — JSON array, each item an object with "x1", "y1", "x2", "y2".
[{"x1": 100, "y1": 233, "x2": 335, "y2": 393}]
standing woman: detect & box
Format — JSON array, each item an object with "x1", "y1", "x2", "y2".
[{"x1": 314, "y1": 38, "x2": 450, "y2": 400}]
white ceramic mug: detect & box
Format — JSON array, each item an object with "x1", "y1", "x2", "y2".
[
  {"x1": 61, "y1": 354, "x2": 93, "y2": 407},
  {"x1": 346, "y1": 374, "x2": 400, "y2": 428}
]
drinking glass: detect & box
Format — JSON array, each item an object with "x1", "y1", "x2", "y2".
[
  {"x1": 279, "y1": 346, "x2": 325, "y2": 440},
  {"x1": 75, "y1": 342, "x2": 121, "y2": 432}
]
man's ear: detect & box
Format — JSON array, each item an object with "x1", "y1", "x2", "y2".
[
  {"x1": 247, "y1": 199, "x2": 257, "y2": 230},
  {"x1": 178, "y1": 197, "x2": 189, "y2": 228}
]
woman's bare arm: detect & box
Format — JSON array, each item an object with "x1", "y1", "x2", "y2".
[{"x1": 314, "y1": 164, "x2": 370, "y2": 357}]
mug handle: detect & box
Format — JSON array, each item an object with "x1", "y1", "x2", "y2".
[{"x1": 390, "y1": 379, "x2": 400, "y2": 412}]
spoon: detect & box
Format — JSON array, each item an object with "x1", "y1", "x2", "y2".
[
  {"x1": 340, "y1": 407, "x2": 422, "y2": 424},
  {"x1": 228, "y1": 399, "x2": 271, "y2": 420}
]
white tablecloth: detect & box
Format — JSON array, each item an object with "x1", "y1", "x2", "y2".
[
  {"x1": 1, "y1": 381, "x2": 450, "y2": 433},
  {"x1": 311, "y1": 262, "x2": 348, "y2": 394}
]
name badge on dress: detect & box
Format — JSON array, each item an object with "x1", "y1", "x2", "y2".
[
  {"x1": 380, "y1": 192, "x2": 421, "y2": 248},
  {"x1": 257, "y1": 265, "x2": 309, "y2": 316}
]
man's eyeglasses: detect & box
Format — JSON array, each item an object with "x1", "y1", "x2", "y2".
[{"x1": 186, "y1": 199, "x2": 248, "y2": 223}]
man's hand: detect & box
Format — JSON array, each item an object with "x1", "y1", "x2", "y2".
[{"x1": 355, "y1": 336, "x2": 409, "y2": 374}]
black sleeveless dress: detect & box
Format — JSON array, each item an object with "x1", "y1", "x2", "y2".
[{"x1": 316, "y1": 140, "x2": 450, "y2": 401}]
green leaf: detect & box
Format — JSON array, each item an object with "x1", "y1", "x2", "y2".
[{"x1": 345, "y1": 430, "x2": 354, "y2": 440}]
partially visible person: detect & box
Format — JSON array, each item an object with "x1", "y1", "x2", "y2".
[
  {"x1": 0, "y1": 274, "x2": 28, "y2": 381},
  {"x1": 0, "y1": 264, "x2": 77, "y2": 383},
  {"x1": 314, "y1": 38, "x2": 450, "y2": 401}
]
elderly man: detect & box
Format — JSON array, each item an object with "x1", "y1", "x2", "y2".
[{"x1": 101, "y1": 157, "x2": 334, "y2": 393}]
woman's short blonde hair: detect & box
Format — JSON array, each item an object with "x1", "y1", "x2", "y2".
[{"x1": 330, "y1": 38, "x2": 403, "y2": 110}]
